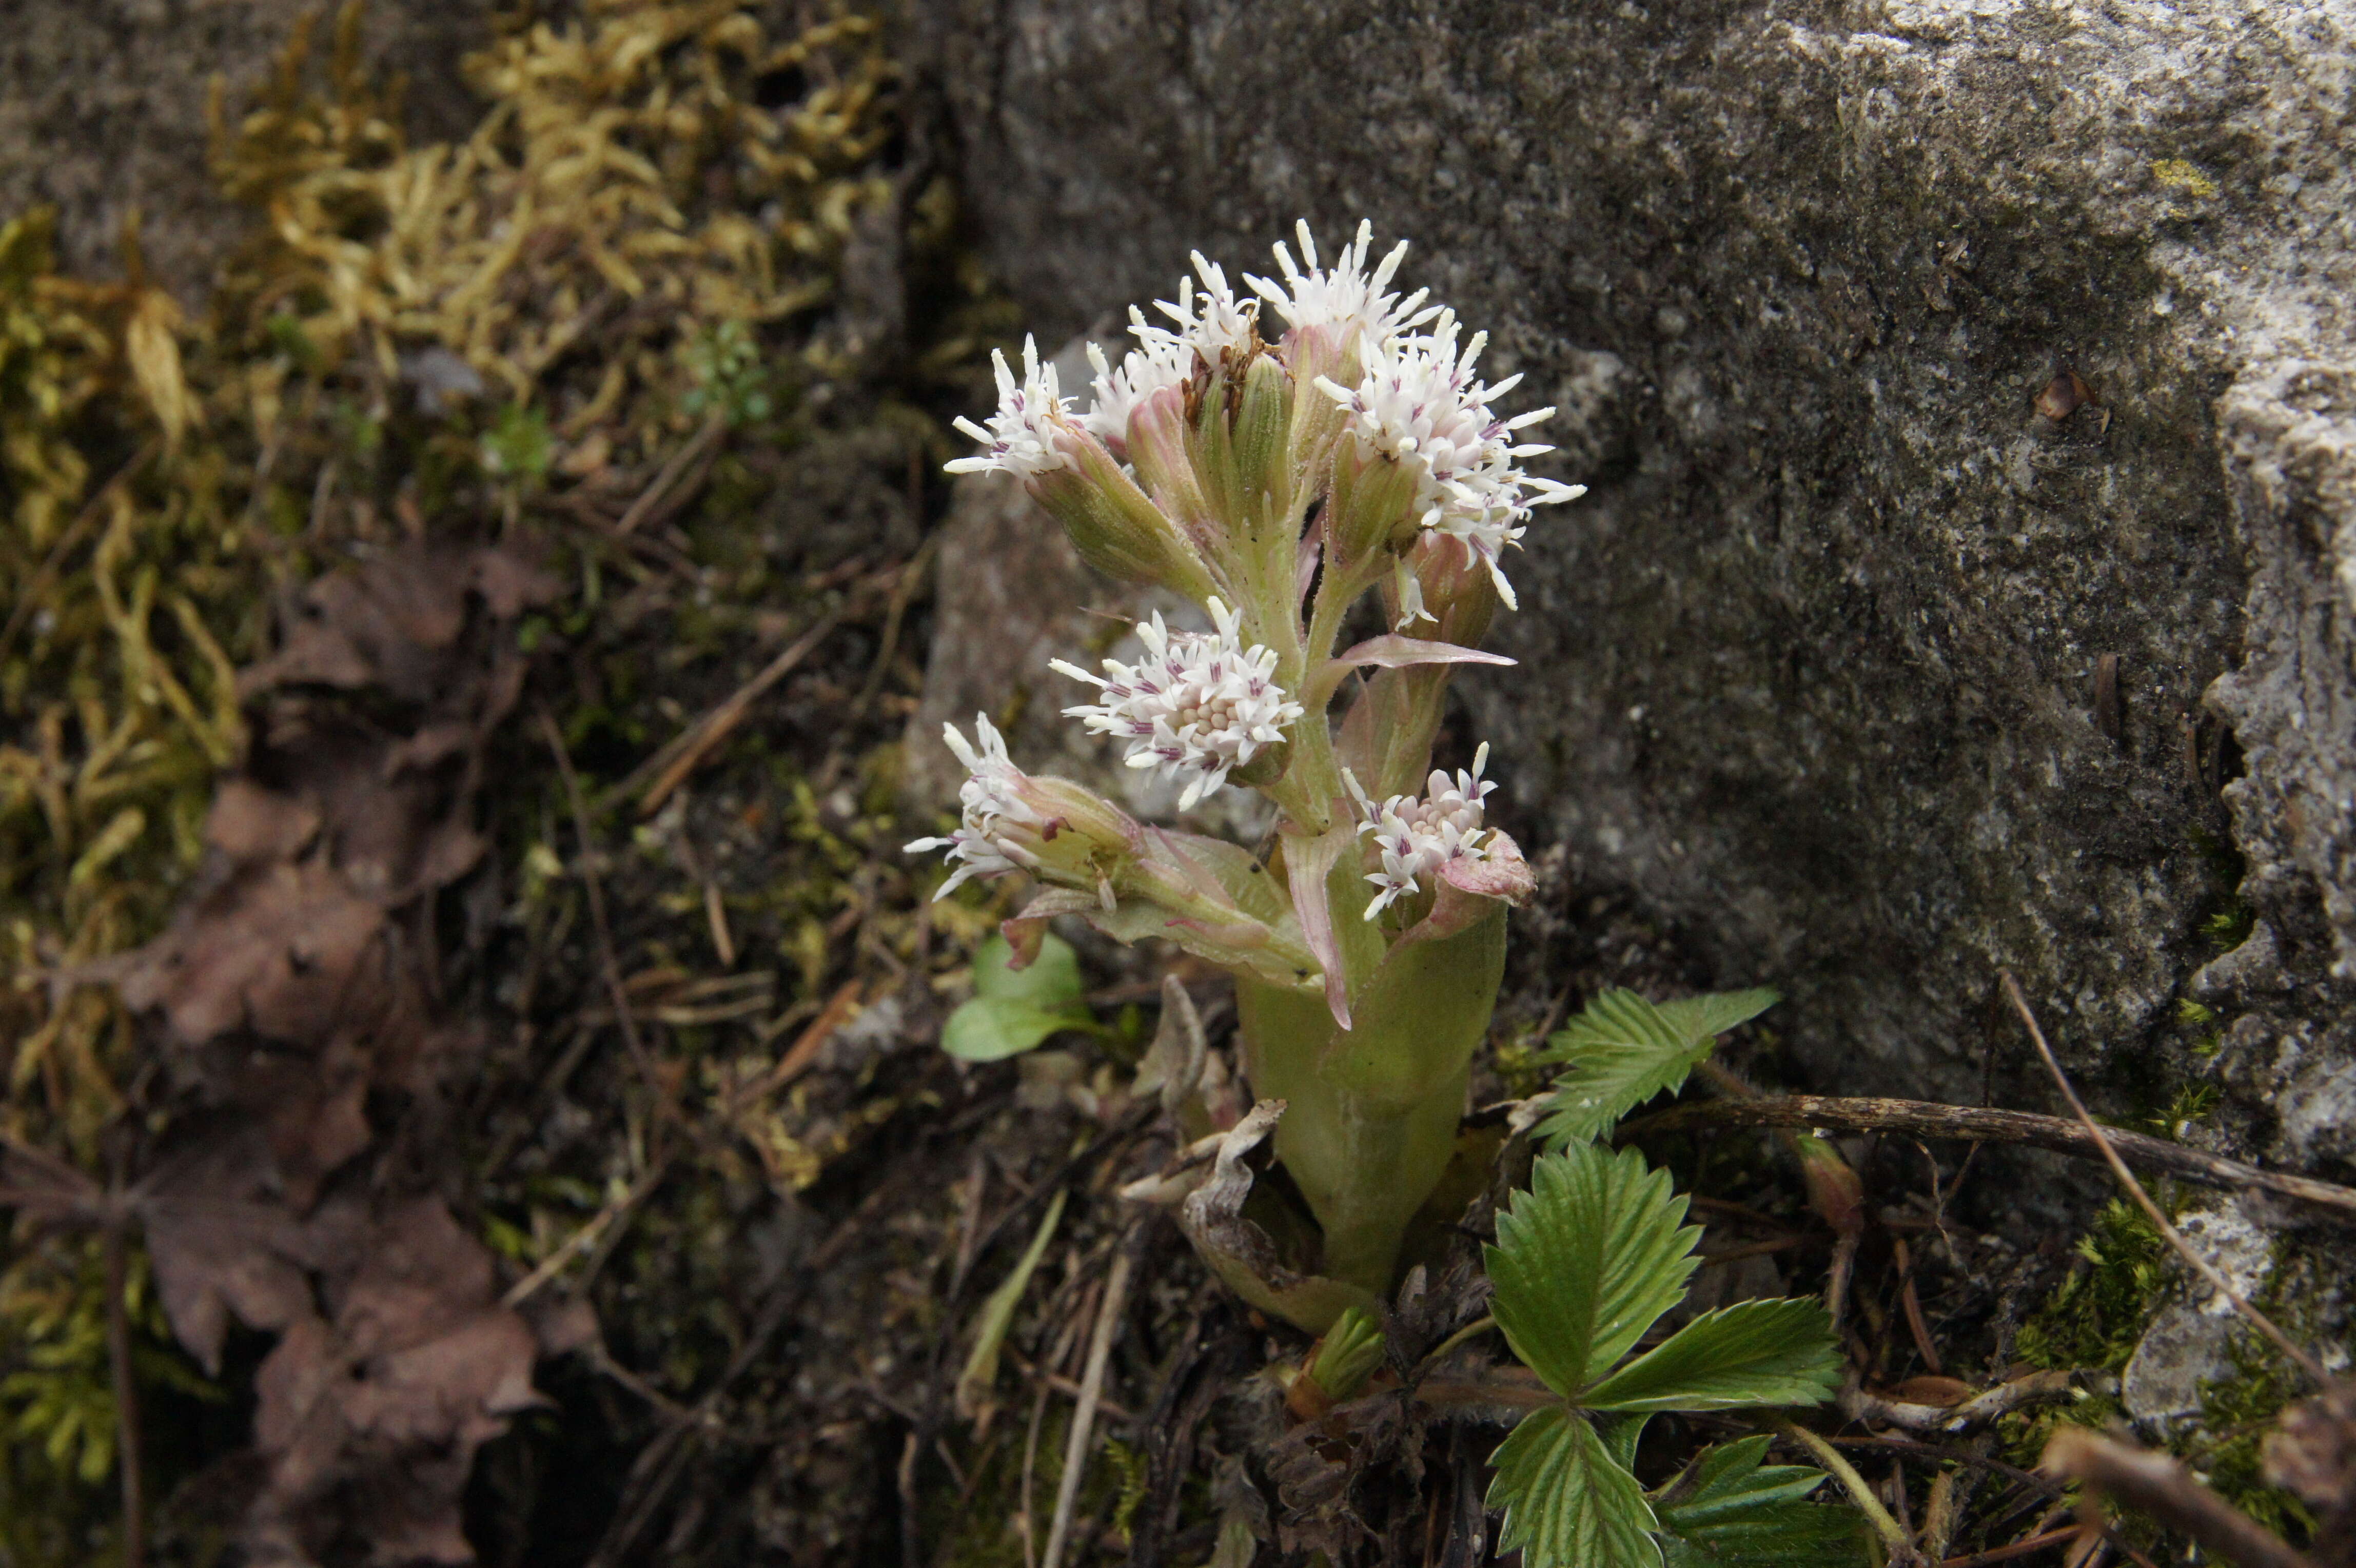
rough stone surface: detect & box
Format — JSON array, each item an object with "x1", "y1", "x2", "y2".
[
  {"x1": 2120, "y1": 1201, "x2": 2277, "y2": 1423},
  {"x1": 911, "y1": 0, "x2": 2356, "y2": 1139},
  {"x1": 0, "y1": 0, "x2": 496, "y2": 299}
]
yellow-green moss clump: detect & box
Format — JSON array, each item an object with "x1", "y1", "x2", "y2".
[{"x1": 1, "y1": 1, "x2": 1005, "y2": 1556}]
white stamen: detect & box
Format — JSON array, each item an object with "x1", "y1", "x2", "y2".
[
  {"x1": 945, "y1": 336, "x2": 1079, "y2": 480},
  {"x1": 1052, "y1": 598, "x2": 1304, "y2": 810},
  {"x1": 1357, "y1": 743, "x2": 1501, "y2": 918}
]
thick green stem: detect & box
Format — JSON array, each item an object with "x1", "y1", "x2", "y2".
[{"x1": 1233, "y1": 903, "x2": 1507, "y2": 1294}]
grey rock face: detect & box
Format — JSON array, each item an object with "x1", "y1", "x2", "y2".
[
  {"x1": 2119, "y1": 1201, "x2": 2276, "y2": 1423},
  {"x1": 913, "y1": 0, "x2": 2356, "y2": 1129}
]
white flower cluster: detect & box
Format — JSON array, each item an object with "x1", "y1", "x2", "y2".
[
  {"x1": 1083, "y1": 334, "x2": 1189, "y2": 448},
  {"x1": 1249, "y1": 219, "x2": 1439, "y2": 348},
  {"x1": 903, "y1": 715, "x2": 1040, "y2": 899},
  {"x1": 946, "y1": 337, "x2": 1076, "y2": 480},
  {"x1": 1085, "y1": 222, "x2": 1440, "y2": 448},
  {"x1": 1350, "y1": 744, "x2": 1500, "y2": 918},
  {"x1": 1082, "y1": 252, "x2": 1263, "y2": 446},
  {"x1": 1052, "y1": 598, "x2": 1304, "y2": 810},
  {"x1": 1317, "y1": 313, "x2": 1583, "y2": 611}
]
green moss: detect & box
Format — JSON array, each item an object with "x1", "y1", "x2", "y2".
[
  {"x1": 924, "y1": 1404, "x2": 1141, "y2": 1568},
  {"x1": 2014, "y1": 1198, "x2": 2174, "y2": 1372},
  {"x1": 2005, "y1": 1191, "x2": 2342, "y2": 1552},
  {"x1": 2192, "y1": 1332, "x2": 2314, "y2": 1543}
]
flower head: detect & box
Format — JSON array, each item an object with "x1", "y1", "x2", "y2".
[
  {"x1": 906, "y1": 715, "x2": 1143, "y2": 903},
  {"x1": 1349, "y1": 744, "x2": 1501, "y2": 918},
  {"x1": 946, "y1": 336, "x2": 1079, "y2": 479},
  {"x1": 1051, "y1": 598, "x2": 1304, "y2": 810},
  {"x1": 1248, "y1": 220, "x2": 1439, "y2": 349},
  {"x1": 1316, "y1": 313, "x2": 1584, "y2": 610},
  {"x1": 904, "y1": 715, "x2": 1043, "y2": 897},
  {"x1": 1131, "y1": 252, "x2": 1261, "y2": 367},
  {"x1": 1083, "y1": 335, "x2": 1191, "y2": 453}
]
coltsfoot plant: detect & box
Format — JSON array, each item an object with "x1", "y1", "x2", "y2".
[
  {"x1": 912, "y1": 223, "x2": 1860, "y2": 1564},
  {"x1": 911, "y1": 222, "x2": 1572, "y2": 1317}
]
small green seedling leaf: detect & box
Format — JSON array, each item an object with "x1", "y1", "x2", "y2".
[
  {"x1": 941, "y1": 933, "x2": 1092, "y2": 1061},
  {"x1": 1581, "y1": 1299, "x2": 1842, "y2": 1413},
  {"x1": 954, "y1": 1187, "x2": 1066, "y2": 1418},
  {"x1": 940, "y1": 999, "x2": 1083, "y2": 1061},
  {"x1": 1487, "y1": 1144, "x2": 1701, "y2": 1396},
  {"x1": 1307, "y1": 1305, "x2": 1386, "y2": 1402},
  {"x1": 1534, "y1": 987, "x2": 1779, "y2": 1149},
  {"x1": 973, "y1": 931, "x2": 1085, "y2": 1005},
  {"x1": 1655, "y1": 1435, "x2": 1876, "y2": 1567},
  {"x1": 1488, "y1": 1406, "x2": 1662, "y2": 1568}
]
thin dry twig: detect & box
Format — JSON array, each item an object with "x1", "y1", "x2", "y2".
[
  {"x1": 2041, "y1": 1427, "x2": 2313, "y2": 1568},
  {"x1": 1039, "y1": 1236, "x2": 1137, "y2": 1568},
  {"x1": 1825, "y1": 1228, "x2": 1865, "y2": 1334},
  {"x1": 1842, "y1": 1369, "x2": 2079, "y2": 1435},
  {"x1": 538, "y1": 709, "x2": 661, "y2": 1097},
  {"x1": 613, "y1": 414, "x2": 725, "y2": 535},
  {"x1": 729, "y1": 977, "x2": 863, "y2": 1110},
  {"x1": 1836, "y1": 1435, "x2": 2160, "y2": 1568},
  {"x1": 1625, "y1": 1094, "x2": 2356, "y2": 1222},
  {"x1": 1938, "y1": 1525, "x2": 2082, "y2": 1567},
  {"x1": 1018, "y1": 1374, "x2": 1051, "y2": 1568},
  {"x1": 2001, "y1": 972, "x2": 2325, "y2": 1383},
  {"x1": 617, "y1": 610, "x2": 844, "y2": 814},
  {"x1": 105, "y1": 1221, "x2": 144, "y2": 1568},
  {"x1": 1896, "y1": 1236, "x2": 1945, "y2": 1375},
  {"x1": 847, "y1": 534, "x2": 938, "y2": 723},
  {"x1": 501, "y1": 1155, "x2": 673, "y2": 1309}
]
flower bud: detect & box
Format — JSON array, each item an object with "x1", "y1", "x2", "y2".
[
  {"x1": 1794, "y1": 1133, "x2": 1866, "y2": 1236},
  {"x1": 1029, "y1": 431, "x2": 1219, "y2": 603},
  {"x1": 1125, "y1": 382, "x2": 1220, "y2": 556},
  {"x1": 906, "y1": 716, "x2": 1144, "y2": 907},
  {"x1": 1387, "y1": 530, "x2": 1500, "y2": 642},
  {"x1": 1020, "y1": 773, "x2": 1149, "y2": 870},
  {"x1": 1187, "y1": 359, "x2": 1248, "y2": 528},
  {"x1": 1232, "y1": 352, "x2": 1294, "y2": 514},
  {"x1": 1323, "y1": 440, "x2": 1421, "y2": 572}
]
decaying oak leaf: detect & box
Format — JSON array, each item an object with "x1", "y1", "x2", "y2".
[
  {"x1": 95, "y1": 540, "x2": 566, "y2": 1563},
  {"x1": 240, "y1": 1200, "x2": 544, "y2": 1566},
  {"x1": 134, "y1": 1128, "x2": 322, "y2": 1376},
  {"x1": 117, "y1": 857, "x2": 388, "y2": 1048},
  {"x1": 239, "y1": 544, "x2": 553, "y2": 707}
]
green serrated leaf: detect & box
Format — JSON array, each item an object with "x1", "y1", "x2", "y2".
[
  {"x1": 1488, "y1": 1407, "x2": 1662, "y2": 1568},
  {"x1": 1581, "y1": 1299, "x2": 1841, "y2": 1413},
  {"x1": 1488, "y1": 1145, "x2": 1701, "y2": 1397},
  {"x1": 1533, "y1": 988, "x2": 1779, "y2": 1148},
  {"x1": 1656, "y1": 1436, "x2": 1876, "y2": 1567},
  {"x1": 1597, "y1": 1411, "x2": 1650, "y2": 1469},
  {"x1": 973, "y1": 931, "x2": 1085, "y2": 1007},
  {"x1": 1651, "y1": 989, "x2": 1781, "y2": 1044}
]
